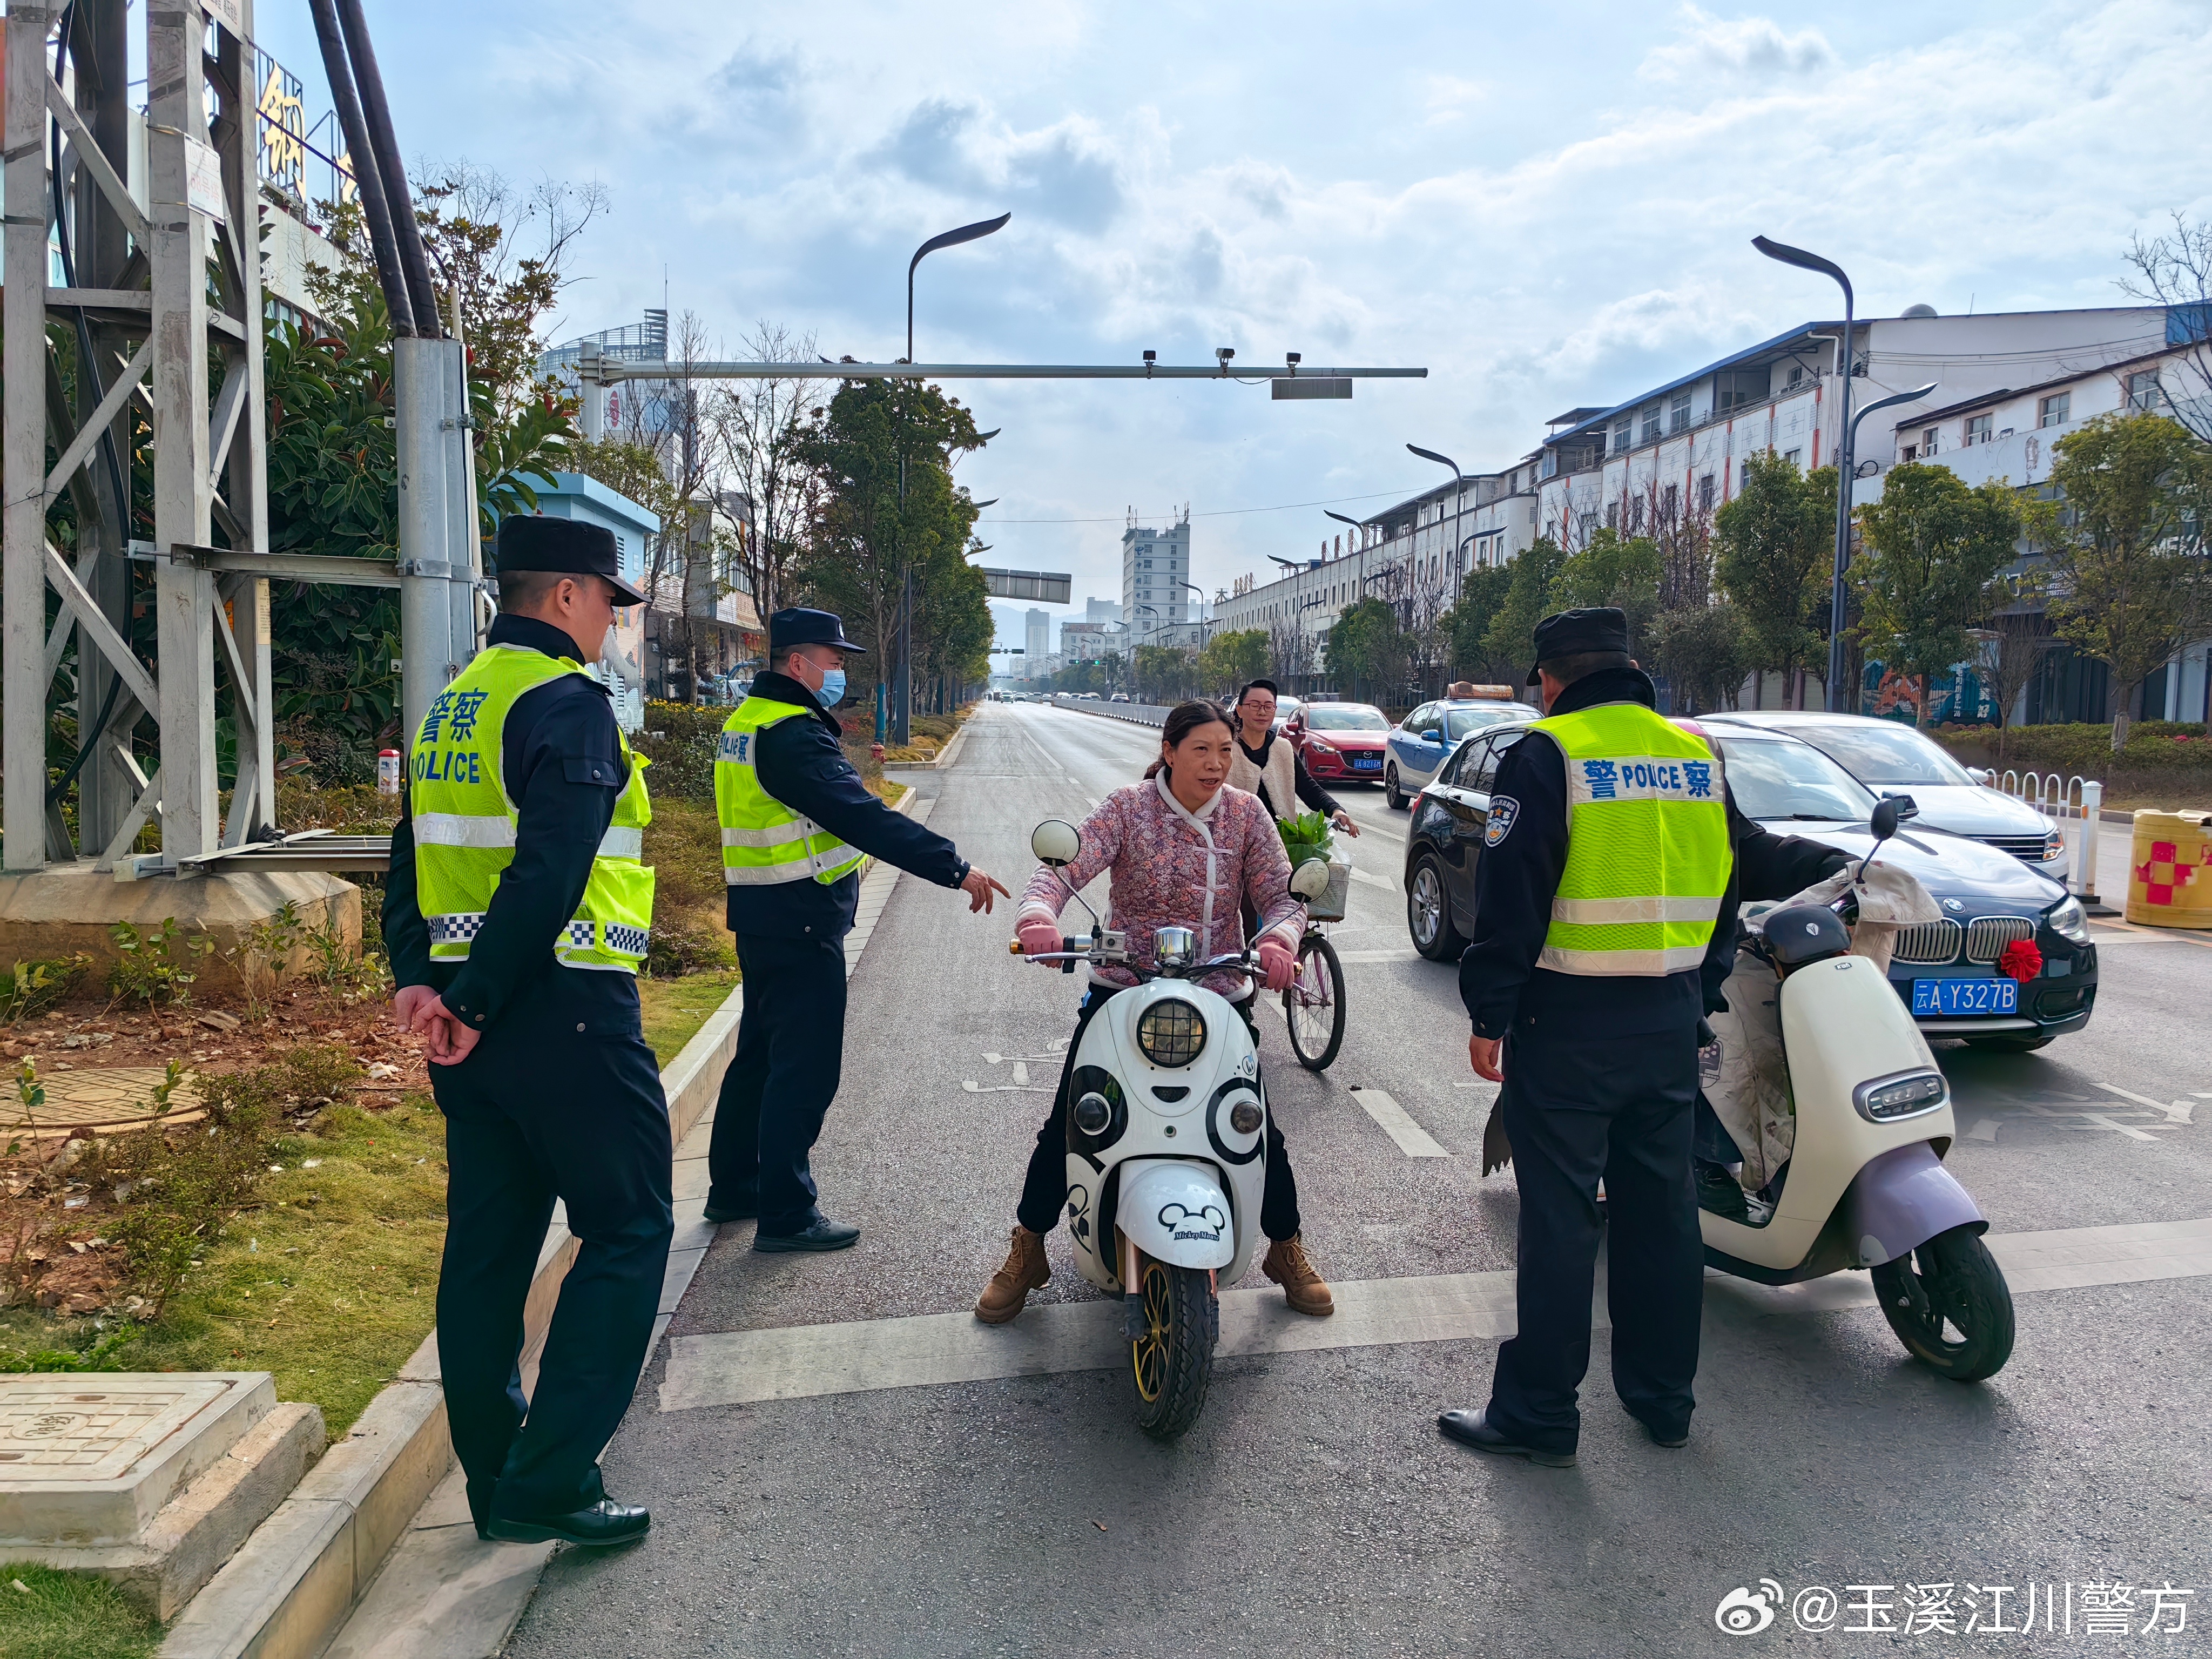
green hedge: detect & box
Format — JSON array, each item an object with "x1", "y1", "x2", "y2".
[
  {"x1": 1934, "y1": 722, "x2": 2210, "y2": 774},
  {"x1": 629, "y1": 698, "x2": 889, "y2": 800}
]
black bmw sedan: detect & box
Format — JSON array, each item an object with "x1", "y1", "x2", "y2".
[{"x1": 1402, "y1": 720, "x2": 2097, "y2": 1051}]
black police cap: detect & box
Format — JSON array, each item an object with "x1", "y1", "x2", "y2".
[
  {"x1": 1527, "y1": 606, "x2": 1632, "y2": 684},
  {"x1": 495, "y1": 515, "x2": 647, "y2": 606},
  {"x1": 768, "y1": 606, "x2": 869, "y2": 655}
]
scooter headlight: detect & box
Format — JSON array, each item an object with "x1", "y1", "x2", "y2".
[
  {"x1": 1135, "y1": 998, "x2": 1206, "y2": 1068},
  {"x1": 1228, "y1": 1100, "x2": 1263, "y2": 1135},
  {"x1": 1073, "y1": 1091, "x2": 1112, "y2": 1134},
  {"x1": 1853, "y1": 1069, "x2": 1948, "y2": 1123}
]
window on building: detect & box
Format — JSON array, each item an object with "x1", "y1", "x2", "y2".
[
  {"x1": 1668, "y1": 389, "x2": 1692, "y2": 434},
  {"x1": 1639, "y1": 406, "x2": 1661, "y2": 446},
  {"x1": 1628, "y1": 496, "x2": 1645, "y2": 534},
  {"x1": 1965, "y1": 413, "x2": 1993, "y2": 446},
  {"x1": 1613, "y1": 415, "x2": 1633, "y2": 453},
  {"x1": 1901, "y1": 444, "x2": 1918, "y2": 462},
  {"x1": 1787, "y1": 365, "x2": 1805, "y2": 387},
  {"x1": 1921, "y1": 426, "x2": 1940, "y2": 455},
  {"x1": 2038, "y1": 392, "x2": 2071, "y2": 428},
  {"x1": 1697, "y1": 474, "x2": 1716, "y2": 512},
  {"x1": 1604, "y1": 501, "x2": 1621, "y2": 531},
  {"x1": 1783, "y1": 448, "x2": 1802, "y2": 469},
  {"x1": 2128, "y1": 369, "x2": 2161, "y2": 412},
  {"x1": 1662, "y1": 482, "x2": 1680, "y2": 523}
]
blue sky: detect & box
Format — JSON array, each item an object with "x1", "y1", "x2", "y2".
[{"x1": 247, "y1": 0, "x2": 2212, "y2": 645}]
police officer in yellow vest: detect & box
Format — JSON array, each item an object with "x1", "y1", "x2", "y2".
[
  {"x1": 385, "y1": 517, "x2": 667, "y2": 1548},
  {"x1": 707, "y1": 608, "x2": 1008, "y2": 1249},
  {"x1": 1439, "y1": 608, "x2": 1742, "y2": 1467}
]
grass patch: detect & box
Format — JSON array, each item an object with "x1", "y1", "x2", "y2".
[
  {"x1": 642, "y1": 799, "x2": 734, "y2": 976},
  {"x1": 117, "y1": 1093, "x2": 448, "y2": 1435},
  {"x1": 640, "y1": 970, "x2": 739, "y2": 1067},
  {"x1": 0, "y1": 1561, "x2": 160, "y2": 1659}
]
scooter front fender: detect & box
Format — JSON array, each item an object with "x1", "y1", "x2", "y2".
[
  {"x1": 1842, "y1": 1142, "x2": 1986, "y2": 1267},
  {"x1": 1116, "y1": 1159, "x2": 1236, "y2": 1270}
]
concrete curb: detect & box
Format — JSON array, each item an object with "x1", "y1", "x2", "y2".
[
  {"x1": 157, "y1": 987, "x2": 747, "y2": 1659},
  {"x1": 881, "y1": 714, "x2": 974, "y2": 770},
  {"x1": 1048, "y1": 696, "x2": 1170, "y2": 729}
]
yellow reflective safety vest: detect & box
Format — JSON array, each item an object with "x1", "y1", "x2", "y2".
[
  {"x1": 715, "y1": 696, "x2": 867, "y2": 888},
  {"x1": 1529, "y1": 700, "x2": 1731, "y2": 976},
  {"x1": 409, "y1": 643, "x2": 655, "y2": 973}
]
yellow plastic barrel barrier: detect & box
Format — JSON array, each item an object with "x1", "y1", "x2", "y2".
[{"x1": 2125, "y1": 810, "x2": 2212, "y2": 928}]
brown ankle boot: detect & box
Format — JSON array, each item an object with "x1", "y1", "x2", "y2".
[
  {"x1": 1263, "y1": 1233, "x2": 1334, "y2": 1317},
  {"x1": 974, "y1": 1226, "x2": 1051, "y2": 1325}
]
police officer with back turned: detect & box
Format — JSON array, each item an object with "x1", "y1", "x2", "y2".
[
  {"x1": 1438, "y1": 605, "x2": 1840, "y2": 1468},
  {"x1": 707, "y1": 608, "x2": 1008, "y2": 1249},
  {"x1": 385, "y1": 516, "x2": 669, "y2": 1547}
]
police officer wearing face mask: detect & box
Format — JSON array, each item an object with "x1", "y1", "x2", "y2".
[{"x1": 708, "y1": 608, "x2": 1009, "y2": 1249}]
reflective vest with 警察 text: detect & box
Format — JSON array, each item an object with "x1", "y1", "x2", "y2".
[
  {"x1": 408, "y1": 643, "x2": 655, "y2": 973},
  {"x1": 1528, "y1": 700, "x2": 1731, "y2": 976},
  {"x1": 714, "y1": 696, "x2": 867, "y2": 888}
]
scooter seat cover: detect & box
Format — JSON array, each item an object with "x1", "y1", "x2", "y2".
[
  {"x1": 1530, "y1": 701, "x2": 1731, "y2": 975},
  {"x1": 410, "y1": 644, "x2": 656, "y2": 973}
]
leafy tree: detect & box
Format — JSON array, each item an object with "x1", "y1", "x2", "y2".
[
  {"x1": 1132, "y1": 644, "x2": 1196, "y2": 702},
  {"x1": 1716, "y1": 451, "x2": 1831, "y2": 705},
  {"x1": 1198, "y1": 628, "x2": 1270, "y2": 693},
  {"x1": 1325, "y1": 599, "x2": 1408, "y2": 703},
  {"x1": 1440, "y1": 563, "x2": 1516, "y2": 681},
  {"x1": 1548, "y1": 528, "x2": 1661, "y2": 656},
  {"x1": 1482, "y1": 536, "x2": 1568, "y2": 672},
  {"x1": 264, "y1": 287, "x2": 570, "y2": 779},
  {"x1": 1650, "y1": 603, "x2": 1749, "y2": 714},
  {"x1": 1851, "y1": 462, "x2": 2023, "y2": 727},
  {"x1": 792, "y1": 379, "x2": 993, "y2": 714},
  {"x1": 2043, "y1": 412, "x2": 2212, "y2": 747}
]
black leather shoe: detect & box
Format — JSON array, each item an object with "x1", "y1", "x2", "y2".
[
  {"x1": 484, "y1": 1499, "x2": 651, "y2": 1547},
  {"x1": 753, "y1": 1217, "x2": 860, "y2": 1253},
  {"x1": 703, "y1": 1190, "x2": 758, "y2": 1224},
  {"x1": 1640, "y1": 1419, "x2": 1689, "y2": 1449},
  {"x1": 1437, "y1": 1409, "x2": 1576, "y2": 1467}
]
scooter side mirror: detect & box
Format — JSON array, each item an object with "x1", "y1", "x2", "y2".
[
  {"x1": 1031, "y1": 819, "x2": 1082, "y2": 867},
  {"x1": 1289, "y1": 859, "x2": 1333, "y2": 900}
]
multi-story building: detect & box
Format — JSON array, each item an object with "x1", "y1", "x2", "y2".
[
  {"x1": 1058, "y1": 618, "x2": 1128, "y2": 666},
  {"x1": 1123, "y1": 511, "x2": 1192, "y2": 637},
  {"x1": 1024, "y1": 609, "x2": 1051, "y2": 666}
]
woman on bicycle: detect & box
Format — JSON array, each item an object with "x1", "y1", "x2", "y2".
[{"x1": 974, "y1": 699, "x2": 1335, "y2": 1324}]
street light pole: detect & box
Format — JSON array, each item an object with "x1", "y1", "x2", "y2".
[
  {"x1": 1325, "y1": 508, "x2": 1365, "y2": 614},
  {"x1": 1407, "y1": 443, "x2": 1466, "y2": 601},
  {"x1": 892, "y1": 212, "x2": 1011, "y2": 747},
  {"x1": 1753, "y1": 235, "x2": 1857, "y2": 712}
]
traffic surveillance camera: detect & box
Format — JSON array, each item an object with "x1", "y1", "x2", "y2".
[
  {"x1": 1286, "y1": 352, "x2": 1302, "y2": 366},
  {"x1": 1215, "y1": 347, "x2": 1235, "y2": 362},
  {"x1": 1143, "y1": 349, "x2": 1157, "y2": 363}
]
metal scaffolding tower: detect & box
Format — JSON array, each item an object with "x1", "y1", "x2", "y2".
[
  {"x1": 3, "y1": 0, "x2": 478, "y2": 880},
  {"x1": 5, "y1": 0, "x2": 274, "y2": 874}
]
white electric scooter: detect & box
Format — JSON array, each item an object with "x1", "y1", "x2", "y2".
[
  {"x1": 1702, "y1": 796, "x2": 2015, "y2": 1381},
  {"x1": 1012, "y1": 819, "x2": 1334, "y2": 1437}
]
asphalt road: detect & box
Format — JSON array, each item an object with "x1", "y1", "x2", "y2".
[{"x1": 510, "y1": 703, "x2": 2212, "y2": 1658}]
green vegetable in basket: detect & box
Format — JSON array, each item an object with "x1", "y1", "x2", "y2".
[{"x1": 1277, "y1": 808, "x2": 1333, "y2": 865}]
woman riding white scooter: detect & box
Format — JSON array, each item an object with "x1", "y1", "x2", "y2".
[{"x1": 975, "y1": 699, "x2": 1337, "y2": 1324}]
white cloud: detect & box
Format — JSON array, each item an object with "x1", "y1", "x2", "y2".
[{"x1": 1639, "y1": 5, "x2": 1835, "y2": 81}]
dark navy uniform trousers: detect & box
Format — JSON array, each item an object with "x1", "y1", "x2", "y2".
[
  {"x1": 431, "y1": 973, "x2": 673, "y2": 1523},
  {"x1": 1486, "y1": 1022, "x2": 1704, "y2": 1455},
  {"x1": 707, "y1": 932, "x2": 849, "y2": 1236}
]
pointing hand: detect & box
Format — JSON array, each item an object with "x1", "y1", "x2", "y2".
[{"x1": 960, "y1": 868, "x2": 1012, "y2": 914}]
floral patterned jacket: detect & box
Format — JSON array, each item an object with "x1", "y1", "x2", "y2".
[{"x1": 1019, "y1": 773, "x2": 1304, "y2": 999}]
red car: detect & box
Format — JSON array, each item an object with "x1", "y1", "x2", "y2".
[{"x1": 1285, "y1": 700, "x2": 1392, "y2": 785}]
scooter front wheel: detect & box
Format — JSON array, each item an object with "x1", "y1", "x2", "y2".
[
  {"x1": 1870, "y1": 1224, "x2": 2015, "y2": 1382},
  {"x1": 1130, "y1": 1258, "x2": 1217, "y2": 1438}
]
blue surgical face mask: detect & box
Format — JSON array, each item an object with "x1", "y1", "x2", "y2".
[{"x1": 815, "y1": 667, "x2": 847, "y2": 707}]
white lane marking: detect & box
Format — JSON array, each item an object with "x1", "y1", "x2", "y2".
[
  {"x1": 660, "y1": 1214, "x2": 2212, "y2": 1411},
  {"x1": 2074, "y1": 1112, "x2": 2161, "y2": 1142},
  {"x1": 961, "y1": 1080, "x2": 1050, "y2": 1094},
  {"x1": 1348, "y1": 866, "x2": 1396, "y2": 892},
  {"x1": 662, "y1": 1269, "x2": 1532, "y2": 1411},
  {"x1": 1965, "y1": 1117, "x2": 2002, "y2": 1142},
  {"x1": 1334, "y1": 948, "x2": 1419, "y2": 965},
  {"x1": 2096, "y1": 1081, "x2": 2195, "y2": 1124},
  {"x1": 1347, "y1": 1086, "x2": 1450, "y2": 1157},
  {"x1": 1013, "y1": 1062, "x2": 1029, "y2": 1085}
]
